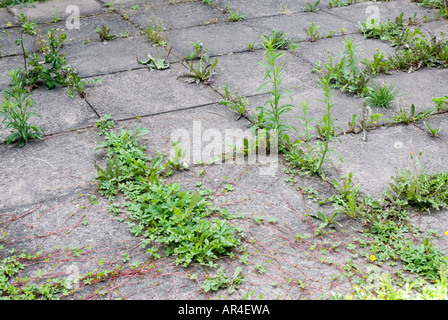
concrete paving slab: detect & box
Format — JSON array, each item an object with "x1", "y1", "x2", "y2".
[
  {"x1": 324, "y1": 0, "x2": 440, "y2": 24},
  {"x1": 125, "y1": 1, "x2": 224, "y2": 29},
  {"x1": 215, "y1": 0, "x2": 326, "y2": 19},
  {"x1": 295, "y1": 32, "x2": 397, "y2": 67},
  {"x1": 0, "y1": 86, "x2": 98, "y2": 143},
  {"x1": 0, "y1": 128, "x2": 101, "y2": 211},
  {"x1": 0, "y1": 55, "x2": 24, "y2": 90},
  {"x1": 245, "y1": 10, "x2": 358, "y2": 43},
  {"x1": 0, "y1": 7, "x2": 18, "y2": 28},
  {"x1": 36, "y1": 12, "x2": 141, "y2": 47},
  {"x1": 166, "y1": 21, "x2": 260, "y2": 58},
  {"x1": 329, "y1": 123, "x2": 448, "y2": 199},
  {"x1": 84, "y1": 64, "x2": 222, "y2": 120},
  {"x1": 373, "y1": 68, "x2": 448, "y2": 114},
  {"x1": 62, "y1": 35, "x2": 173, "y2": 78},
  {"x1": 8, "y1": 0, "x2": 107, "y2": 23},
  {"x1": 211, "y1": 50, "x2": 314, "y2": 97},
  {"x1": 0, "y1": 26, "x2": 39, "y2": 57},
  {"x1": 414, "y1": 112, "x2": 448, "y2": 142}
]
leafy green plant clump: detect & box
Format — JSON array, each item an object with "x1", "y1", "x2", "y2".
[
  {"x1": 94, "y1": 122, "x2": 240, "y2": 267},
  {"x1": 0, "y1": 69, "x2": 44, "y2": 146}
]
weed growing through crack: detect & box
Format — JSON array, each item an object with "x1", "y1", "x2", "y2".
[
  {"x1": 0, "y1": 69, "x2": 44, "y2": 146},
  {"x1": 365, "y1": 82, "x2": 399, "y2": 108},
  {"x1": 144, "y1": 21, "x2": 167, "y2": 47},
  {"x1": 180, "y1": 55, "x2": 218, "y2": 84},
  {"x1": 184, "y1": 41, "x2": 210, "y2": 61},
  {"x1": 220, "y1": 86, "x2": 248, "y2": 120},
  {"x1": 261, "y1": 29, "x2": 297, "y2": 51},
  {"x1": 225, "y1": 4, "x2": 245, "y2": 21},
  {"x1": 304, "y1": 23, "x2": 321, "y2": 42},
  {"x1": 303, "y1": 0, "x2": 320, "y2": 12},
  {"x1": 94, "y1": 25, "x2": 116, "y2": 42}
]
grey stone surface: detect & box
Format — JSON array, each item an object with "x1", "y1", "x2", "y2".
[
  {"x1": 329, "y1": 124, "x2": 448, "y2": 198},
  {"x1": 0, "y1": 86, "x2": 98, "y2": 142},
  {"x1": 167, "y1": 21, "x2": 260, "y2": 58},
  {"x1": 9, "y1": 0, "x2": 107, "y2": 23},
  {"x1": 211, "y1": 50, "x2": 314, "y2": 97},
  {"x1": 325, "y1": 0, "x2": 440, "y2": 24},
  {"x1": 62, "y1": 35, "x2": 173, "y2": 77},
  {"x1": 1, "y1": 0, "x2": 448, "y2": 302},
  {"x1": 125, "y1": 1, "x2": 224, "y2": 29},
  {"x1": 37, "y1": 12, "x2": 141, "y2": 47},
  {"x1": 215, "y1": 0, "x2": 326, "y2": 19},
  {"x1": 0, "y1": 55, "x2": 24, "y2": 90},
  {"x1": 84, "y1": 63, "x2": 222, "y2": 120},
  {"x1": 245, "y1": 10, "x2": 358, "y2": 43},
  {"x1": 0, "y1": 128, "x2": 101, "y2": 211},
  {"x1": 0, "y1": 7, "x2": 18, "y2": 28},
  {"x1": 295, "y1": 32, "x2": 397, "y2": 67}
]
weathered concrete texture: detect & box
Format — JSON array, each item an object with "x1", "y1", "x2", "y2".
[
  {"x1": 0, "y1": 86, "x2": 98, "y2": 142},
  {"x1": 8, "y1": 0, "x2": 107, "y2": 23},
  {"x1": 245, "y1": 10, "x2": 358, "y2": 43},
  {"x1": 329, "y1": 124, "x2": 448, "y2": 199},
  {"x1": 125, "y1": 1, "x2": 224, "y2": 29},
  {"x1": 0, "y1": 128, "x2": 101, "y2": 211},
  {"x1": 117, "y1": 103, "x2": 252, "y2": 162},
  {"x1": 414, "y1": 112, "x2": 448, "y2": 142},
  {"x1": 167, "y1": 21, "x2": 260, "y2": 59},
  {"x1": 37, "y1": 12, "x2": 141, "y2": 47},
  {"x1": 84, "y1": 64, "x2": 222, "y2": 120},
  {"x1": 373, "y1": 68, "x2": 448, "y2": 114},
  {"x1": 62, "y1": 35, "x2": 172, "y2": 77},
  {"x1": 0, "y1": 7, "x2": 18, "y2": 28},
  {"x1": 295, "y1": 32, "x2": 397, "y2": 67},
  {"x1": 0, "y1": 55, "x2": 24, "y2": 90},
  {"x1": 98, "y1": 0, "x2": 168, "y2": 6},
  {"x1": 211, "y1": 50, "x2": 314, "y2": 97},
  {"x1": 215, "y1": 0, "x2": 325, "y2": 19},
  {"x1": 325, "y1": 0, "x2": 440, "y2": 24},
  {"x1": 419, "y1": 19, "x2": 448, "y2": 40},
  {"x1": 0, "y1": 26, "x2": 39, "y2": 57}
]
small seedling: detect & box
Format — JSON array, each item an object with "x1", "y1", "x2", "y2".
[
  {"x1": 184, "y1": 41, "x2": 209, "y2": 60},
  {"x1": 94, "y1": 25, "x2": 116, "y2": 41},
  {"x1": 144, "y1": 22, "x2": 167, "y2": 47},
  {"x1": 304, "y1": 23, "x2": 321, "y2": 42},
  {"x1": 225, "y1": 4, "x2": 245, "y2": 21},
  {"x1": 303, "y1": 0, "x2": 320, "y2": 12},
  {"x1": 423, "y1": 121, "x2": 441, "y2": 137}
]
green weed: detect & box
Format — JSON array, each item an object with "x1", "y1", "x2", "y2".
[{"x1": 0, "y1": 69, "x2": 44, "y2": 147}]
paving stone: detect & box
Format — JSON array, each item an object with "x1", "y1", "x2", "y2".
[
  {"x1": 215, "y1": 0, "x2": 326, "y2": 19},
  {"x1": 0, "y1": 85, "x2": 99, "y2": 143},
  {"x1": 8, "y1": 0, "x2": 107, "y2": 23},
  {"x1": 36, "y1": 12, "x2": 141, "y2": 47},
  {"x1": 166, "y1": 21, "x2": 260, "y2": 59},
  {"x1": 0, "y1": 26, "x2": 39, "y2": 57},
  {"x1": 415, "y1": 112, "x2": 448, "y2": 142},
  {"x1": 245, "y1": 10, "x2": 358, "y2": 43},
  {"x1": 419, "y1": 19, "x2": 448, "y2": 40},
  {"x1": 0, "y1": 55, "x2": 24, "y2": 90},
  {"x1": 84, "y1": 63, "x2": 222, "y2": 120},
  {"x1": 125, "y1": 1, "x2": 224, "y2": 29},
  {"x1": 0, "y1": 129, "x2": 101, "y2": 211},
  {"x1": 0, "y1": 7, "x2": 18, "y2": 28},
  {"x1": 324, "y1": 0, "x2": 440, "y2": 24},
  {"x1": 373, "y1": 68, "x2": 448, "y2": 114},
  {"x1": 329, "y1": 124, "x2": 448, "y2": 198},
  {"x1": 211, "y1": 50, "x2": 314, "y2": 97},
  {"x1": 62, "y1": 35, "x2": 174, "y2": 78},
  {"x1": 294, "y1": 32, "x2": 398, "y2": 67}
]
